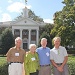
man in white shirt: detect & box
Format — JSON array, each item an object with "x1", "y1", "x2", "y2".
[{"x1": 50, "y1": 37, "x2": 69, "y2": 75}]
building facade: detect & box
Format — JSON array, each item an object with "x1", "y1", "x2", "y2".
[{"x1": 0, "y1": 7, "x2": 45, "y2": 50}]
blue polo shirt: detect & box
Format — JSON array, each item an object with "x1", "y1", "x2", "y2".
[{"x1": 36, "y1": 47, "x2": 51, "y2": 65}]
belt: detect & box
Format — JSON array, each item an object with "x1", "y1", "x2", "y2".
[
  {"x1": 40, "y1": 64, "x2": 50, "y2": 67},
  {"x1": 9, "y1": 62, "x2": 22, "y2": 65},
  {"x1": 56, "y1": 63, "x2": 62, "y2": 65}
]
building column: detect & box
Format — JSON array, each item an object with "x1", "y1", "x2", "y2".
[
  {"x1": 36, "y1": 29, "x2": 39, "y2": 46},
  {"x1": 28, "y1": 29, "x2": 31, "y2": 48},
  {"x1": 12, "y1": 29, "x2": 14, "y2": 35},
  {"x1": 20, "y1": 29, "x2": 23, "y2": 48},
  {"x1": 20, "y1": 29, "x2": 23, "y2": 39}
]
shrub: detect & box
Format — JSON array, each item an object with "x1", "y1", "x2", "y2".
[
  {"x1": 67, "y1": 56, "x2": 75, "y2": 75},
  {"x1": 0, "y1": 63, "x2": 8, "y2": 75},
  {"x1": 67, "y1": 50, "x2": 75, "y2": 54}
]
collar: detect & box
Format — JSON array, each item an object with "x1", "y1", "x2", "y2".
[
  {"x1": 41, "y1": 47, "x2": 46, "y2": 49},
  {"x1": 53, "y1": 46, "x2": 61, "y2": 50},
  {"x1": 14, "y1": 46, "x2": 21, "y2": 50}
]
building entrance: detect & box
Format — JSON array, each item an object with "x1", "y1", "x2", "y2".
[{"x1": 23, "y1": 43, "x2": 28, "y2": 50}]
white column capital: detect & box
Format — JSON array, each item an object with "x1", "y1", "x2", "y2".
[{"x1": 29, "y1": 28, "x2": 31, "y2": 31}]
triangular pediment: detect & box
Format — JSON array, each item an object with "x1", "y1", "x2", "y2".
[{"x1": 11, "y1": 17, "x2": 41, "y2": 26}]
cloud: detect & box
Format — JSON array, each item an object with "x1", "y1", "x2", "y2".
[
  {"x1": 7, "y1": 2, "x2": 31, "y2": 13},
  {"x1": 20, "y1": 0, "x2": 23, "y2": 2},
  {"x1": 1, "y1": 13, "x2": 12, "y2": 22},
  {"x1": 0, "y1": 7, "x2": 2, "y2": 13},
  {"x1": 8, "y1": 0, "x2": 13, "y2": 3},
  {"x1": 7, "y1": 2, "x2": 25, "y2": 13},
  {"x1": 26, "y1": 5, "x2": 32, "y2": 9},
  {"x1": 43, "y1": 19, "x2": 54, "y2": 24}
]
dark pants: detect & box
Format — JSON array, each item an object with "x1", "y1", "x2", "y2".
[{"x1": 30, "y1": 70, "x2": 39, "y2": 75}]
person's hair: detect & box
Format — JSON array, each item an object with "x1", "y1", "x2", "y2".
[
  {"x1": 41, "y1": 38, "x2": 47, "y2": 42},
  {"x1": 15, "y1": 37, "x2": 22, "y2": 44},
  {"x1": 53, "y1": 36, "x2": 61, "y2": 42},
  {"x1": 29, "y1": 44, "x2": 36, "y2": 49}
]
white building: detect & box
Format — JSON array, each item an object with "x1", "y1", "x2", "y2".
[{"x1": 0, "y1": 7, "x2": 45, "y2": 50}]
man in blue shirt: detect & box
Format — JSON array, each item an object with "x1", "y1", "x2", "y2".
[{"x1": 36, "y1": 38, "x2": 51, "y2": 75}]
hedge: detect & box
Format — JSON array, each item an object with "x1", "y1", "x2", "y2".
[
  {"x1": 67, "y1": 50, "x2": 75, "y2": 54},
  {"x1": 0, "y1": 63, "x2": 8, "y2": 75}
]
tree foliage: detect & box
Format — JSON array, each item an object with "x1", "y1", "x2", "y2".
[
  {"x1": 1, "y1": 28, "x2": 15, "y2": 54},
  {"x1": 39, "y1": 24, "x2": 53, "y2": 36},
  {"x1": 50, "y1": 0, "x2": 75, "y2": 46},
  {"x1": 0, "y1": 27, "x2": 6, "y2": 35},
  {"x1": 28, "y1": 9, "x2": 43, "y2": 22},
  {"x1": 14, "y1": 9, "x2": 44, "y2": 22}
]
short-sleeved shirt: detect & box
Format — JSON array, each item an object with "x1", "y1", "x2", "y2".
[
  {"x1": 6, "y1": 46, "x2": 25, "y2": 63},
  {"x1": 50, "y1": 46, "x2": 68, "y2": 63},
  {"x1": 36, "y1": 47, "x2": 50, "y2": 65}
]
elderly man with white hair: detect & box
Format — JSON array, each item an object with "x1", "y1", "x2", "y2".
[
  {"x1": 6, "y1": 37, "x2": 25, "y2": 75},
  {"x1": 36, "y1": 38, "x2": 51, "y2": 75}
]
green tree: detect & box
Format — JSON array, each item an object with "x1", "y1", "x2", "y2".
[
  {"x1": 50, "y1": 0, "x2": 75, "y2": 47},
  {"x1": 14, "y1": 9, "x2": 44, "y2": 22},
  {"x1": 39, "y1": 24, "x2": 53, "y2": 36},
  {"x1": 0, "y1": 27, "x2": 6, "y2": 35},
  {"x1": 1, "y1": 28, "x2": 15, "y2": 54},
  {"x1": 28, "y1": 9, "x2": 43, "y2": 22}
]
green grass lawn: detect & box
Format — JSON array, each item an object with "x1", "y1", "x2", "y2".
[{"x1": 0, "y1": 57, "x2": 7, "y2": 65}]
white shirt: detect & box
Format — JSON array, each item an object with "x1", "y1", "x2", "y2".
[{"x1": 50, "y1": 46, "x2": 68, "y2": 63}]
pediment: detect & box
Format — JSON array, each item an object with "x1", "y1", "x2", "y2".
[{"x1": 11, "y1": 17, "x2": 40, "y2": 26}]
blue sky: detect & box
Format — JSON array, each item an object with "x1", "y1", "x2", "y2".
[{"x1": 0, "y1": 0, "x2": 64, "y2": 23}]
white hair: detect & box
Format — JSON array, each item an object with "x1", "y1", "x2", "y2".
[
  {"x1": 41, "y1": 38, "x2": 47, "y2": 42},
  {"x1": 15, "y1": 37, "x2": 22, "y2": 44},
  {"x1": 29, "y1": 44, "x2": 36, "y2": 49},
  {"x1": 53, "y1": 36, "x2": 61, "y2": 42}
]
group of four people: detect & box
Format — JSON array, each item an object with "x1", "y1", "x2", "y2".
[{"x1": 6, "y1": 36, "x2": 69, "y2": 75}]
